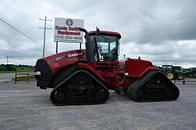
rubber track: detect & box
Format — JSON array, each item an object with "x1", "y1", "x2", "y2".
[
  {"x1": 127, "y1": 71, "x2": 180, "y2": 102},
  {"x1": 50, "y1": 70, "x2": 109, "y2": 105}
]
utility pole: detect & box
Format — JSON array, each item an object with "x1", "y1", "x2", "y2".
[
  {"x1": 39, "y1": 16, "x2": 52, "y2": 57},
  {"x1": 56, "y1": 41, "x2": 58, "y2": 54}
]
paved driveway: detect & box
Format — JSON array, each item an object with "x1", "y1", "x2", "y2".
[{"x1": 0, "y1": 73, "x2": 15, "y2": 82}]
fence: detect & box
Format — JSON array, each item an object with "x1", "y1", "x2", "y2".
[
  {"x1": 0, "y1": 56, "x2": 38, "y2": 83},
  {"x1": 14, "y1": 67, "x2": 35, "y2": 83}
]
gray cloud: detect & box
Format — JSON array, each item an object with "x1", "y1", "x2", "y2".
[
  {"x1": 128, "y1": 0, "x2": 196, "y2": 43},
  {"x1": 0, "y1": 0, "x2": 196, "y2": 66}
]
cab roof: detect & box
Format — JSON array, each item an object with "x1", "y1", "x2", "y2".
[{"x1": 89, "y1": 31, "x2": 121, "y2": 39}]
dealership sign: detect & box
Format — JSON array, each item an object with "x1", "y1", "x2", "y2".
[{"x1": 54, "y1": 18, "x2": 84, "y2": 43}]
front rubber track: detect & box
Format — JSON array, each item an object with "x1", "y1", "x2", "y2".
[
  {"x1": 127, "y1": 71, "x2": 180, "y2": 102},
  {"x1": 50, "y1": 70, "x2": 109, "y2": 105}
]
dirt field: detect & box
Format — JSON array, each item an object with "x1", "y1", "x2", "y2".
[{"x1": 0, "y1": 81, "x2": 196, "y2": 130}]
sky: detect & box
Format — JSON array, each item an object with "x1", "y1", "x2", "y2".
[{"x1": 0, "y1": 0, "x2": 196, "y2": 67}]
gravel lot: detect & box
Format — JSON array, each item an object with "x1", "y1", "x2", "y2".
[{"x1": 0, "y1": 80, "x2": 196, "y2": 130}]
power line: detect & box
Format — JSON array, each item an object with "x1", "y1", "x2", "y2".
[{"x1": 0, "y1": 17, "x2": 38, "y2": 43}]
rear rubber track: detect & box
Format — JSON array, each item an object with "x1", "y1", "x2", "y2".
[{"x1": 127, "y1": 71, "x2": 180, "y2": 102}]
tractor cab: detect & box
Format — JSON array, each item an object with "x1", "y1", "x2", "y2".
[{"x1": 83, "y1": 29, "x2": 121, "y2": 63}]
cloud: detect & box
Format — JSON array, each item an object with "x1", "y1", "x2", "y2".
[
  {"x1": 123, "y1": 0, "x2": 196, "y2": 44},
  {"x1": 0, "y1": 0, "x2": 196, "y2": 66}
]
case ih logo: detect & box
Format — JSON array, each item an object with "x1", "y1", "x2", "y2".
[{"x1": 66, "y1": 19, "x2": 73, "y2": 26}]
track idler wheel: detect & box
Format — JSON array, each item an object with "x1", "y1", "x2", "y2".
[
  {"x1": 94, "y1": 88, "x2": 109, "y2": 104},
  {"x1": 127, "y1": 71, "x2": 180, "y2": 102},
  {"x1": 50, "y1": 88, "x2": 67, "y2": 106}
]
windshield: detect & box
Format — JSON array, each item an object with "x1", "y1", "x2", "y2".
[{"x1": 90, "y1": 35, "x2": 119, "y2": 61}]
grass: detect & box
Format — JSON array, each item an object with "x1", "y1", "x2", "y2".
[
  {"x1": 0, "y1": 71, "x2": 16, "y2": 74},
  {"x1": 0, "y1": 67, "x2": 34, "y2": 74}
]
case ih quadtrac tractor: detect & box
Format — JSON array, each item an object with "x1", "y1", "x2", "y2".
[{"x1": 35, "y1": 28, "x2": 179, "y2": 105}]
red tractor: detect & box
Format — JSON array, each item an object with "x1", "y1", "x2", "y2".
[{"x1": 35, "y1": 28, "x2": 179, "y2": 105}]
